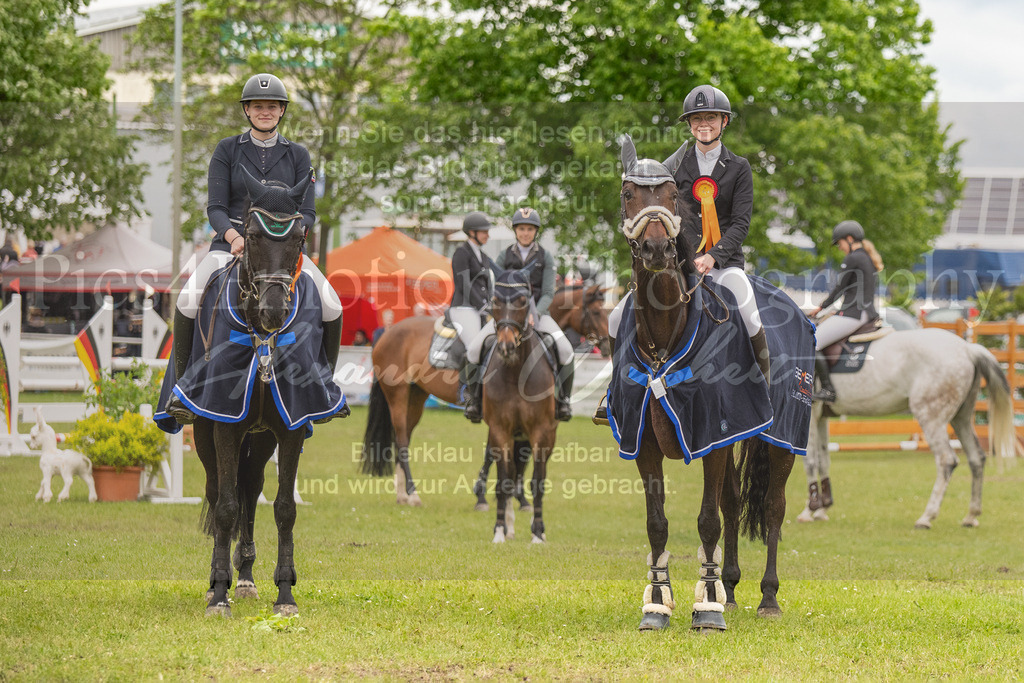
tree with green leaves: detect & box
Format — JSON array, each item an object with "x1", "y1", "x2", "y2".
[
  {"x1": 399, "y1": 0, "x2": 962, "y2": 280},
  {"x1": 133, "y1": 0, "x2": 475, "y2": 267},
  {"x1": 0, "y1": 0, "x2": 144, "y2": 240}
]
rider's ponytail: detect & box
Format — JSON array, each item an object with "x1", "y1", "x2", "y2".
[{"x1": 862, "y1": 239, "x2": 884, "y2": 272}]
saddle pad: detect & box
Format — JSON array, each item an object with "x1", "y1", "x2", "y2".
[
  {"x1": 830, "y1": 340, "x2": 873, "y2": 374},
  {"x1": 154, "y1": 264, "x2": 347, "y2": 433},
  {"x1": 428, "y1": 312, "x2": 466, "y2": 371}
]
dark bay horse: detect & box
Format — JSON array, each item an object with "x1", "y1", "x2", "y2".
[
  {"x1": 157, "y1": 169, "x2": 346, "y2": 617},
  {"x1": 549, "y1": 285, "x2": 612, "y2": 357},
  {"x1": 361, "y1": 290, "x2": 600, "y2": 507},
  {"x1": 610, "y1": 136, "x2": 801, "y2": 631},
  {"x1": 484, "y1": 270, "x2": 560, "y2": 543}
]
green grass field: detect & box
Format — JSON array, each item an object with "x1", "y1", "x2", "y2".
[{"x1": 2, "y1": 407, "x2": 1023, "y2": 679}]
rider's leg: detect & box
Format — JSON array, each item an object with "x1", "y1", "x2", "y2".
[
  {"x1": 812, "y1": 312, "x2": 867, "y2": 402},
  {"x1": 301, "y1": 259, "x2": 348, "y2": 422},
  {"x1": 710, "y1": 267, "x2": 769, "y2": 384},
  {"x1": 458, "y1": 313, "x2": 490, "y2": 423},
  {"x1": 166, "y1": 250, "x2": 234, "y2": 424},
  {"x1": 594, "y1": 293, "x2": 630, "y2": 424},
  {"x1": 536, "y1": 315, "x2": 575, "y2": 421}
]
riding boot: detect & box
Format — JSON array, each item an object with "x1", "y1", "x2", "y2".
[
  {"x1": 165, "y1": 311, "x2": 198, "y2": 425},
  {"x1": 314, "y1": 317, "x2": 349, "y2": 423},
  {"x1": 812, "y1": 351, "x2": 837, "y2": 403},
  {"x1": 555, "y1": 360, "x2": 574, "y2": 422},
  {"x1": 592, "y1": 336, "x2": 616, "y2": 425},
  {"x1": 462, "y1": 362, "x2": 483, "y2": 423},
  {"x1": 750, "y1": 328, "x2": 771, "y2": 386}
]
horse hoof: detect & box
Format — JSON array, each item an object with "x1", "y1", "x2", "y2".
[
  {"x1": 205, "y1": 589, "x2": 214, "y2": 602},
  {"x1": 690, "y1": 610, "x2": 727, "y2": 631},
  {"x1": 492, "y1": 529, "x2": 506, "y2": 543},
  {"x1": 756, "y1": 606, "x2": 783, "y2": 618},
  {"x1": 235, "y1": 581, "x2": 258, "y2": 599},
  {"x1": 396, "y1": 494, "x2": 409, "y2": 506},
  {"x1": 205, "y1": 603, "x2": 231, "y2": 618},
  {"x1": 273, "y1": 603, "x2": 299, "y2": 617},
  {"x1": 914, "y1": 519, "x2": 932, "y2": 530},
  {"x1": 474, "y1": 502, "x2": 489, "y2": 512},
  {"x1": 961, "y1": 517, "x2": 979, "y2": 528},
  {"x1": 519, "y1": 504, "x2": 533, "y2": 513},
  {"x1": 407, "y1": 493, "x2": 423, "y2": 507},
  {"x1": 725, "y1": 601, "x2": 738, "y2": 612},
  {"x1": 638, "y1": 612, "x2": 670, "y2": 631},
  {"x1": 812, "y1": 508, "x2": 829, "y2": 521},
  {"x1": 531, "y1": 534, "x2": 546, "y2": 544},
  {"x1": 796, "y1": 507, "x2": 814, "y2": 523}
]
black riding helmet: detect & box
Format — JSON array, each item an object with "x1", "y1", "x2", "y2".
[
  {"x1": 832, "y1": 220, "x2": 865, "y2": 244},
  {"x1": 462, "y1": 211, "x2": 493, "y2": 236},
  {"x1": 240, "y1": 74, "x2": 289, "y2": 132},
  {"x1": 679, "y1": 84, "x2": 733, "y2": 124}
]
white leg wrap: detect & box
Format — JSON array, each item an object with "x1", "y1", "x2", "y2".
[
  {"x1": 642, "y1": 551, "x2": 675, "y2": 615},
  {"x1": 693, "y1": 544, "x2": 726, "y2": 612}
]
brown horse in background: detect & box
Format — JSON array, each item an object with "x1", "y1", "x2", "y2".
[
  {"x1": 549, "y1": 285, "x2": 612, "y2": 358},
  {"x1": 361, "y1": 285, "x2": 599, "y2": 506},
  {"x1": 615, "y1": 136, "x2": 795, "y2": 632}
]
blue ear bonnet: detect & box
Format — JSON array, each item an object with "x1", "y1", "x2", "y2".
[{"x1": 494, "y1": 269, "x2": 532, "y2": 302}]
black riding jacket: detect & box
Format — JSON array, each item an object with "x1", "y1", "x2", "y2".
[
  {"x1": 819, "y1": 247, "x2": 879, "y2": 319},
  {"x1": 207, "y1": 131, "x2": 316, "y2": 252},
  {"x1": 672, "y1": 143, "x2": 754, "y2": 269},
  {"x1": 450, "y1": 241, "x2": 498, "y2": 311}
]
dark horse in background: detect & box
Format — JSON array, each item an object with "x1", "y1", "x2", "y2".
[
  {"x1": 360, "y1": 290, "x2": 609, "y2": 507},
  {"x1": 549, "y1": 285, "x2": 612, "y2": 357},
  {"x1": 609, "y1": 136, "x2": 813, "y2": 631},
  {"x1": 482, "y1": 270, "x2": 561, "y2": 543},
  {"x1": 156, "y1": 168, "x2": 346, "y2": 617}
]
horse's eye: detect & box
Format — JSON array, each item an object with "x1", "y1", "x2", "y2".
[{"x1": 622, "y1": 189, "x2": 633, "y2": 201}]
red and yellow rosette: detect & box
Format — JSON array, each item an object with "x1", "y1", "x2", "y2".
[{"x1": 691, "y1": 176, "x2": 721, "y2": 252}]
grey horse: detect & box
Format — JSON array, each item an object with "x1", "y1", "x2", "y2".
[{"x1": 801, "y1": 327, "x2": 1019, "y2": 528}]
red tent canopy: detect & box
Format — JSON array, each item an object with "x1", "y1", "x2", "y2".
[{"x1": 326, "y1": 226, "x2": 452, "y2": 343}]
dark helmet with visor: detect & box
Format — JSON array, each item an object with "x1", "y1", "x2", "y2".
[
  {"x1": 832, "y1": 220, "x2": 865, "y2": 244},
  {"x1": 511, "y1": 207, "x2": 541, "y2": 229},
  {"x1": 241, "y1": 74, "x2": 290, "y2": 103},
  {"x1": 679, "y1": 84, "x2": 733, "y2": 123},
  {"x1": 462, "y1": 211, "x2": 493, "y2": 236}
]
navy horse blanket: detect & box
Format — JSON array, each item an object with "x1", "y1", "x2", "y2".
[
  {"x1": 607, "y1": 274, "x2": 814, "y2": 463},
  {"x1": 155, "y1": 263, "x2": 347, "y2": 434}
]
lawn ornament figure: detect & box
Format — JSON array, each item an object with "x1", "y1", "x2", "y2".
[
  {"x1": 605, "y1": 135, "x2": 815, "y2": 631},
  {"x1": 155, "y1": 167, "x2": 347, "y2": 617},
  {"x1": 32, "y1": 407, "x2": 97, "y2": 503},
  {"x1": 799, "y1": 326, "x2": 1021, "y2": 528}
]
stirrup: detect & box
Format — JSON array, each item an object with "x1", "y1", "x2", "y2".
[
  {"x1": 166, "y1": 396, "x2": 197, "y2": 425},
  {"x1": 592, "y1": 396, "x2": 610, "y2": 426},
  {"x1": 812, "y1": 387, "x2": 837, "y2": 403},
  {"x1": 313, "y1": 404, "x2": 350, "y2": 424}
]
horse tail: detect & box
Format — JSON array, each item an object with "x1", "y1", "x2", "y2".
[
  {"x1": 738, "y1": 438, "x2": 772, "y2": 544},
  {"x1": 361, "y1": 379, "x2": 396, "y2": 476},
  {"x1": 968, "y1": 344, "x2": 1022, "y2": 459}
]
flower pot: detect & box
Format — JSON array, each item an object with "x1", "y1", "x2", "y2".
[{"x1": 92, "y1": 466, "x2": 143, "y2": 502}]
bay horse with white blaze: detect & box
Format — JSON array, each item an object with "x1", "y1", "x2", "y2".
[
  {"x1": 361, "y1": 290, "x2": 602, "y2": 507},
  {"x1": 483, "y1": 269, "x2": 560, "y2": 543},
  {"x1": 608, "y1": 136, "x2": 810, "y2": 631}
]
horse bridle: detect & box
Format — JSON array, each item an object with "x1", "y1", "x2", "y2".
[
  {"x1": 578, "y1": 293, "x2": 609, "y2": 348},
  {"x1": 622, "y1": 202, "x2": 702, "y2": 304},
  {"x1": 238, "y1": 207, "x2": 305, "y2": 307}
]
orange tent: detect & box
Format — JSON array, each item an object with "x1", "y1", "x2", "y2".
[{"x1": 326, "y1": 226, "x2": 453, "y2": 344}]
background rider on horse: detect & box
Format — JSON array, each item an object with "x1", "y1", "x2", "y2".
[
  {"x1": 808, "y1": 219, "x2": 885, "y2": 402},
  {"x1": 463, "y1": 207, "x2": 575, "y2": 422}
]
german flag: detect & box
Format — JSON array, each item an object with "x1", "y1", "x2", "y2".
[
  {"x1": 157, "y1": 329, "x2": 173, "y2": 360},
  {"x1": 0, "y1": 343, "x2": 11, "y2": 434},
  {"x1": 74, "y1": 325, "x2": 102, "y2": 385}
]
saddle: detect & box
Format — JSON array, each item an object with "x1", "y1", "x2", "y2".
[
  {"x1": 428, "y1": 311, "x2": 467, "y2": 371},
  {"x1": 822, "y1": 317, "x2": 890, "y2": 373}
]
